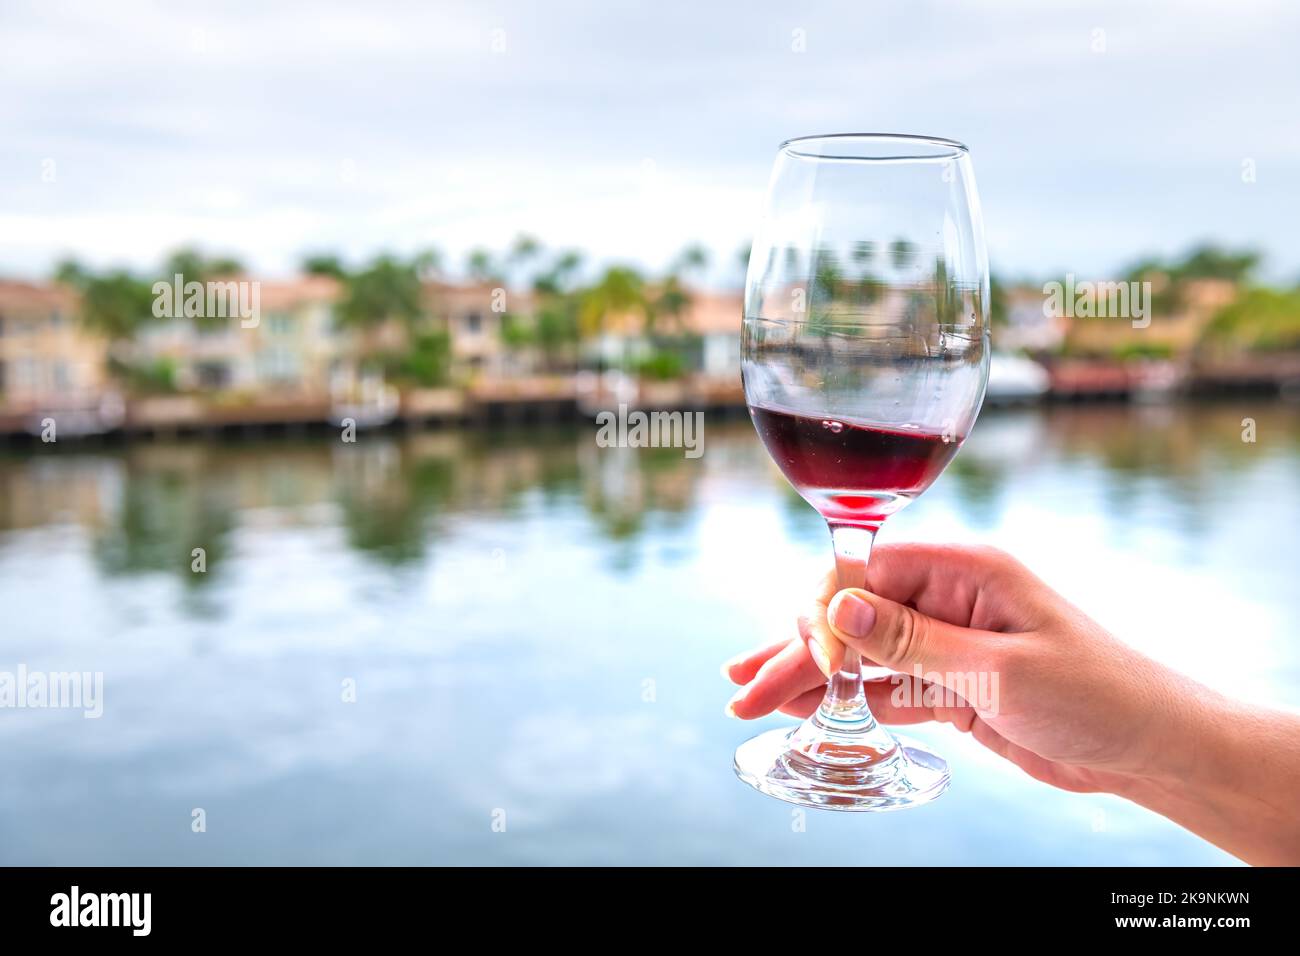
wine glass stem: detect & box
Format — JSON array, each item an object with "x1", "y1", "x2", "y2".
[{"x1": 821, "y1": 523, "x2": 878, "y2": 726}]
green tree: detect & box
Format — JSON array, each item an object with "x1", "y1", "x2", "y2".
[
  {"x1": 333, "y1": 254, "x2": 436, "y2": 391},
  {"x1": 384, "y1": 330, "x2": 452, "y2": 386},
  {"x1": 339, "y1": 254, "x2": 423, "y2": 329},
  {"x1": 889, "y1": 238, "x2": 917, "y2": 271},
  {"x1": 499, "y1": 312, "x2": 533, "y2": 350},
  {"x1": 673, "y1": 243, "x2": 709, "y2": 276},
  {"x1": 988, "y1": 274, "x2": 1008, "y2": 328},
  {"x1": 579, "y1": 265, "x2": 646, "y2": 339},
  {"x1": 161, "y1": 247, "x2": 243, "y2": 280},
  {"x1": 53, "y1": 257, "x2": 91, "y2": 286},
  {"x1": 1200, "y1": 287, "x2": 1300, "y2": 354},
  {"x1": 413, "y1": 247, "x2": 444, "y2": 280},
  {"x1": 465, "y1": 248, "x2": 501, "y2": 284},
  {"x1": 650, "y1": 273, "x2": 692, "y2": 333},
  {"x1": 301, "y1": 253, "x2": 347, "y2": 278},
  {"x1": 532, "y1": 249, "x2": 583, "y2": 296},
  {"x1": 76, "y1": 270, "x2": 156, "y2": 343},
  {"x1": 851, "y1": 241, "x2": 877, "y2": 270},
  {"x1": 527, "y1": 250, "x2": 584, "y2": 371},
  {"x1": 55, "y1": 264, "x2": 157, "y2": 383},
  {"x1": 1124, "y1": 244, "x2": 1260, "y2": 315},
  {"x1": 506, "y1": 234, "x2": 543, "y2": 280},
  {"x1": 534, "y1": 304, "x2": 580, "y2": 366},
  {"x1": 1175, "y1": 244, "x2": 1260, "y2": 282}
]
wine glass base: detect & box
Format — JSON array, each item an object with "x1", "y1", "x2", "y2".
[{"x1": 733, "y1": 727, "x2": 950, "y2": 811}]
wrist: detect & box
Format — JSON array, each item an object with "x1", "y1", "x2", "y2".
[{"x1": 1114, "y1": 686, "x2": 1300, "y2": 865}]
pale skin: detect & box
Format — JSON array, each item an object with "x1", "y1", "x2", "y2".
[{"x1": 722, "y1": 543, "x2": 1300, "y2": 866}]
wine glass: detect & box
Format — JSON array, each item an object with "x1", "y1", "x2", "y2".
[{"x1": 735, "y1": 133, "x2": 990, "y2": 810}]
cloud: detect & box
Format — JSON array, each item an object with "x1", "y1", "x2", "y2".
[{"x1": 1, "y1": 0, "x2": 1297, "y2": 282}]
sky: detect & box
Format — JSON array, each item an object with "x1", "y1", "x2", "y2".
[{"x1": 2, "y1": 0, "x2": 1298, "y2": 286}]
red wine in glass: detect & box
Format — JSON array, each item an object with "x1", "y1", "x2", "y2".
[
  {"x1": 749, "y1": 403, "x2": 962, "y2": 529},
  {"x1": 733, "y1": 133, "x2": 989, "y2": 811}
]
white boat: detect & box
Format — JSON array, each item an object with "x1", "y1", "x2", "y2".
[
  {"x1": 328, "y1": 377, "x2": 400, "y2": 429},
  {"x1": 984, "y1": 352, "x2": 1050, "y2": 405},
  {"x1": 22, "y1": 392, "x2": 126, "y2": 437}
]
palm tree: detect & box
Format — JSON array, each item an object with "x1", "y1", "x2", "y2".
[
  {"x1": 532, "y1": 250, "x2": 582, "y2": 296},
  {"x1": 528, "y1": 250, "x2": 584, "y2": 371},
  {"x1": 652, "y1": 244, "x2": 709, "y2": 335},
  {"x1": 889, "y1": 238, "x2": 916, "y2": 271},
  {"x1": 851, "y1": 241, "x2": 876, "y2": 270},
  {"x1": 162, "y1": 247, "x2": 243, "y2": 281},
  {"x1": 553, "y1": 249, "x2": 583, "y2": 279},
  {"x1": 339, "y1": 255, "x2": 423, "y2": 329},
  {"x1": 579, "y1": 265, "x2": 646, "y2": 339},
  {"x1": 673, "y1": 243, "x2": 710, "y2": 276},
  {"x1": 301, "y1": 253, "x2": 347, "y2": 279},
  {"x1": 580, "y1": 266, "x2": 648, "y2": 376},
  {"x1": 465, "y1": 248, "x2": 501, "y2": 285},
  {"x1": 650, "y1": 273, "x2": 692, "y2": 333},
  {"x1": 338, "y1": 255, "x2": 425, "y2": 380},
  {"x1": 53, "y1": 258, "x2": 90, "y2": 286},
  {"x1": 413, "y1": 247, "x2": 444, "y2": 281},
  {"x1": 80, "y1": 271, "x2": 156, "y2": 341},
  {"x1": 507, "y1": 234, "x2": 543, "y2": 282},
  {"x1": 56, "y1": 262, "x2": 156, "y2": 381}
]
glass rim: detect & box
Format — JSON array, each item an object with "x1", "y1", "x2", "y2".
[
  {"x1": 742, "y1": 315, "x2": 986, "y2": 338},
  {"x1": 779, "y1": 132, "x2": 969, "y2": 162}
]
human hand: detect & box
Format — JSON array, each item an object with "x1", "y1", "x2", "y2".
[
  {"x1": 722, "y1": 543, "x2": 1300, "y2": 864},
  {"x1": 723, "y1": 544, "x2": 1230, "y2": 795}
]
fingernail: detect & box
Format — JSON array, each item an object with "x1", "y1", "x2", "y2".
[
  {"x1": 719, "y1": 655, "x2": 741, "y2": 680},
  {"x1": 725, "y1": 686, "x2": 746, "y2": 718},
  {"x1": 809, "y1": 641, "x2": 832, "y2": 678},
  {"x1": 830, "y1": 592, "x2": 876, "y2": 638}
]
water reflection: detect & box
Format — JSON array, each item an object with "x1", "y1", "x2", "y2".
[
  {"x1": 3, "y1": 403, "x2": 1292, "y2": 578},
  {"x1": 0, "y1": 400, "x2": 1295, "y2": 864}
]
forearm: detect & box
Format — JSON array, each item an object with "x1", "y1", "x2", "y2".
[{"x1": 1119, "y1": 692, "x2": 1300, "y2": 866}]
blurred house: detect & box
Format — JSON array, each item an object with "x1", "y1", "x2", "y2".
[
  {"x1": 997, "y1": 285, "x2": 1067, "y2": 353},
  {"x1": 0, "y1": 281, "x2": 114, "y2": 430},
  {"x1": 424, "y1": 281, "x2": 535, "y2": 377},
  {"x1": 133, "y1": 275, "x2": 345, "y2": 397},
  {"x1": 258, "y1": 276, "x2": 347, "y2": 396},
  {"x1": 0, "y1": 273, "x2": 750, "y2": 431},
  {"x1": 577, "y1": 288, "x2": 743, "y2": 409},
  {"x1": 1063, "y1": 277, "x2": 1238, "y2": 357},
  {"x1": 681, "y1": 290, "x2": 742, "y2": 381}
]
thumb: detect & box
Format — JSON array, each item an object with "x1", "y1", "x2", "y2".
[{"x1": 827, "y1": 587, "x2": 990, "y2": 676}]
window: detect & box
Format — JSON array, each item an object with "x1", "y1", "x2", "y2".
[
  {"x1": 13, "y1": 357, "x2": 39, "y2": 390},
  {"x1": 196, "y1": 362, "x2": 232, "y2": 389},
  {"x1": 464, "y1": 311, "x2": 482, "y2": 334},
  {"x1": 258, "y1": 347, "x2": 300, "y2": 384}
]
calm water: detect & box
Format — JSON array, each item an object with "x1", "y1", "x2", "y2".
[{"x1": 1, "y1": 401, "x2": 1297, "y2": 865}]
